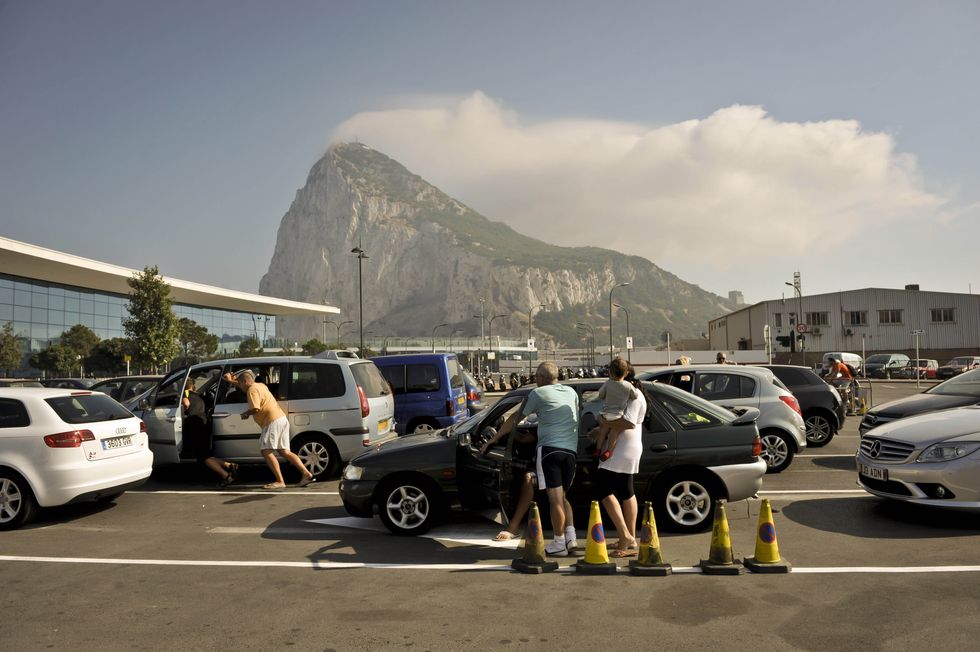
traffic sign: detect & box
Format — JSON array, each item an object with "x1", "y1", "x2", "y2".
[
  {"x1": 796, "y1": 323, "x2": 808, "y2": 334},
  {"x1": 911, "y1": 329, "x2": 925, "y2": 335},
  {"x1": 626, "y1": 336, "x2": 634, "y2": 351}
]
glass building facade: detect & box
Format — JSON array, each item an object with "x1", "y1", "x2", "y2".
[{"x1": 0, "y1": 273, "x2": 277, "y2": 354}]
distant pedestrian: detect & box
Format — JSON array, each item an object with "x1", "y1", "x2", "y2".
[
  {"x1": 223, "y1": 369, "x2": 314, "y2": 489},
  {"x1": 716, "y1": 352, "x2": 735, "y2": 364},
  {"x1": 675, "y1": 355, "x2": 691, "y2": 366},
  {"x1": 182, "y1": 377, "x2": 237, "y2": 487}
]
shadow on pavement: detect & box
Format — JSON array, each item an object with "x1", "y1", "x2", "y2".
[
  {"x1": 810, "y1": 456, "x2": 856, "y2": 471},
  {"x1": 782, "y1": 497, "x2": 980, "y2": 538},
  {"x1": 24, "y1": 498, "x2": 119, "y2": 530}
]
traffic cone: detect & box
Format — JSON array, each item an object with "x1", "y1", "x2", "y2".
[
  {"x1": 698, "y1": 500, "x2": 743, "y2": 575},
  {"x1": 629, "y1": 501, "x2": 672, "y2": 576},
  {"x1": 744, "y1": 499, "x2": 791, "y2": 573},
  {"x1": 511, "y1": 502, "x2": 558, "y2": 574},
  {"x1": 573, "y1": 500, "x2": 618, "y2": 575}
]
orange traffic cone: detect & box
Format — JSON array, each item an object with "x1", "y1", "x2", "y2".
[
  {"x1": 512, "y1": 502, "x2": 559, "y2": 573},
  {"x1": 698, "y1": 500, "x2": 743, "y2": 575},
  {"x1": 573, "y1": 500, "x2": 618, "y2": 575},
  {"x1": 629, "y1": 501, "x2": 672, "y2": 576},
  {"x1": 744, "y1": 499, "x2": 791, "y2": 573}
]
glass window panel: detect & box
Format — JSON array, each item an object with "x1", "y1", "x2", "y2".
[
  {"x1": 48, "y1": 295, "x2": 64, "y2": 310},
  {"x1": 63, "y1": 312, "x2": 80, "y2": 327},
  {"x1": 79, "y1": 298, "x2": 94, "y2": 314},
  {"x1": 64, "y1": 289, "x2": 79, "y2": 299},
  {"x1": 14, "y1": 290, "x2": 32, "y2": 306},
  {"x1": 94, "y1": 314, "x2": 108, "y2": 330},
  {"x1": 48, "y1": 286, "x2": 64, "y2": 297},
  {"x1": 65, "y1": 297, "x2": 79, "y2": 312},
  {"x1": 31, "y1": 307, "x2": 47, "y2": 324},
  {"x1": 80, "y1": 314, "x2": 95, "y2": 328},
  {"x1": 0, "y1": 277, "x2": 12, "y2": 288},
  {"x1": 107, "y1": 302, "x2": 121, "y2": 317},
  {"x1": 12, "y1": 322, "x2": 30, "y2": 337},
  {"x1": 0, "y1": 286, "x2": 13, "y2": 303},
  {"x1": 13, "y1": 280, "x2": 33, "y2": 293},
  {"x1": 14, "y1": 305, "x2": 31, "y2": 321},
  {"x1": 108, "y1": 315, "x2": 123, "y2": 331},
  {"x1": 0, "y1": 304, "x2": 11, "y2": 321},
  {"x1": 47, "y1": 325, "x2": 63, "y2": 339},
  {"x1": 48, "y1": 310, "x2": 65, "y2": 326}
]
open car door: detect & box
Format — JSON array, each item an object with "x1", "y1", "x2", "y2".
[{"x1": 141, "y1": 369, "x2": 188, "y2": 464}]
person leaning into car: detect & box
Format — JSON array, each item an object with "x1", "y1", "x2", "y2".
[
  {"x1": 482, "y1": 361, "x2": 580, "y2": 556},
  {"x1": 182, "y1": 377, "x2": 237, "y2": 487}
]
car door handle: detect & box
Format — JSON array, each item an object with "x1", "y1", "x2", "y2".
[
  {"x1": 166, "y1": 416, "x2": 178, "y2": 423},
  {"x1": 649, "y1": 444, "x2": 668, "y2": 452},
  {"x1": 211, "y1": 412, "x2": 231, "y2": 419}
]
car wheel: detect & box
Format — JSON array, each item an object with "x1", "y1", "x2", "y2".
[
  {"x1": 409, "y1": 420, "x2": 438, "y2": 434},
  {"x1": 377, "y1": 477, "x2": 442, "y2": 535},
  {"x1": 0, "y1": 470, "x2": 38, "y2": 531},
  {"x1": 292, "y1": 434, "x2": 339, "y2": 479},
  {"x1": 653, "y1": 474, "x2": 717, "y2": 533},
  {"x1": 804, "y1": 414, "x2": 835, "y2": 447},
  {"x1": 760, "y1": 430, "x2": 794, "y2": 473}
]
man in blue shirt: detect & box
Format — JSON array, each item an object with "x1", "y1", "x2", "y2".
[{"x1": 493, "y1": 361, "x2": 580, "y2": 555}]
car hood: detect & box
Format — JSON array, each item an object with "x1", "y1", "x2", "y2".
[
  {"x1": 871, "y1": 392, "x2": 979, "y2": 418},
  {"x1": 350, "y1": 430, "x2": 453, "y2": 463},
  {"x1": 869, "y1": 406, "x2": 980, "y2": 444}
]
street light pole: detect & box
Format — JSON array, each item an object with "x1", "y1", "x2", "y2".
[
  {"x1": 576, "y1": 322, "x2": 595, "y2": 369},
  {"x1": 431, "y1": 323, "x2": 448, "y2": 352},
  {"x1": 449, "y1": 329, "x2": 464, "y2": 353},
  {"x1": 488, "y1": 314, "x2": 508, "y2": 373},
  {"x1": 351, "y1": 240, "x2": 368, "y2": 356},
  {"x1": 786, "y1": 274, "x2": 803, "y2": 366},
  {"x1": 608, "y1": 282, "x2": 630, "y2": 362},
  {"x1": 614, "y1": 303, "x2": 631, "y2": 363},
  {"x1": 337, "y1": 320, "x2": 353, "y2": 348},
  {"x1": 478, "y1": 298, "x2": 486, "y2": 376},
  {"x1": 528, "y1": 303, "x2": 546, "y2": 366}
]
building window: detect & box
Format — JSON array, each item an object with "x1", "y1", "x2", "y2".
[
  {"x1": 931, "y1": 308, "x2": 955, "y2": 323},
  {"x1": 806, "y1": 312, "x2": 828, "y2": 326},
  {"x1": 844, "y1": 311, "x2": 868, "y2": 326},
  {"x1": 878, "y1": 309, "x2": 903, "y2": 324},
  {"x1": 773, "y1": 313, "x2": 782, "y2": 327}
]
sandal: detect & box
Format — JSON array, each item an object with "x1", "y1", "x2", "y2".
[
  {"x1": 219, "y1": 474, "x2": 234, "y2": 488},
  {"x1": 494, "y1": 530, "x2": 517, "y2": 541},
  {"x1": 262, "y1": 482, "x2": 286, "y2": 490},
  {"x1": 610, "y1": 548, "x2": 637, "y2": 558},
  {"x1": 297, "y1": 475, "x2": 315, "y2": 487}
]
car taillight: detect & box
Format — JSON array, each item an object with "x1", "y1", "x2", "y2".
[
  {"x1": 357, "y1": 385, "x2": 370, "y2": 418},
  {"x1": 752, "y1": 435, "x2": 762, "y2": 457},
  {"x1": 44, "y1": 429, "x2": 95, "y2": 448},
  {"x1": 779, "y1": 395, "x2": 802, "y2": 416},
  {"x1": 447, "y1": 399, "x2": 455, "y2": 417},
  {"x1": 467, "y1": 389, "x2": 479, "y2": 401},
  {"x1": 139, "y1": 421, "x2": 147, "y2": 433}
]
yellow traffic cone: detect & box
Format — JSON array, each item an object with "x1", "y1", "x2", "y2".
[
  {"x1": 698, "y1": 500, "x2": 743, "y2": 575},
  {"x1": 629, "y1": 501, "x2": 672, "y2": 576},
  {"x1": 512, "y1": 502, "x2": 558, "y2": 574},
  {"x1": 573, "y1": 500, "x2": 618, "y2": 575},
  {"x1": 744, "y1": 499, "x2": 791, "y2": 573}
]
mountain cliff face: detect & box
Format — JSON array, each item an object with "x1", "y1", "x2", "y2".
[{"x1": 259, "y1": 143, "x2": 734, "y2": 347}]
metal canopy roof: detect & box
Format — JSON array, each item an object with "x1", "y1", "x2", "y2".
[{"x1": 0, "y1": 237, "x2": 339, "y2": 317}]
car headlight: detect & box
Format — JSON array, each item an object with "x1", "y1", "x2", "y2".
[
  {"x1": 342, "y1": 465, "x2": 364, "y2": 480},
  {"x1": 916, "y1": 442, "x2": 980, "y2": 463}
]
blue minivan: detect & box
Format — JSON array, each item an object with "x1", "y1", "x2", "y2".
[{"x1": 373, "y1": 353, "x2": 469, "y2": 435}]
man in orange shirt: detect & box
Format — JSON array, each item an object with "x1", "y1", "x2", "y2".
[
  {"x1": 224, "y1": 370, "x2": 314, "y2": 490},
  {"x1": 825, "y1": 357, "x2": 854, "y2": 382}
]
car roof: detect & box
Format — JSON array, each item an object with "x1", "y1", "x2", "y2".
[
  {"x1": 0, "y1": 387, "x2": 101, "y2": 399},
  {"x1": 641, "y1": 364, "x2": 775, "y2": 377},
  {"x1": 371, "y1": 353, "x2": 458, "y2": 362}
]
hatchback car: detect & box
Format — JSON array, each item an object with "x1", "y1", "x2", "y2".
[
  {"x1": 340, "y1": 379, "x2": 765, "y2": 535},
  {"x1": 894, "y1": 359, "x2": 939, "y2": 380},
  {"x1": 759, "y1": 364, "x2": 845, "y2": 447},
  {"x1": 638, "y1": 365, "x2": 806, "y2": 472},
  {"x1": 89, "y1": 375, "x2": 163, "y2": 403},
  {"x1": 0, "y1": 388, "x2": 153, "y2": 530},
  {"x1": 936, "y1": 356, "x2": 980, "y2": 380},
  {"x1": 135, "y1": 353, "x2": 395, "y2": 478},
  {"x1": 39, "y1": 378, "x2": 95, "y2": 390},
  {"x1": 461, "y1": 368, "x2": 486, "y2": 416},
  {"x1": 856, "y1": 406, "x2": 980, "y2": 510},
  {"x1": 0, "y1": 379, "x2": 43, "y2": 388},
  {"x1": 863, "y1": 354, "x2": 911, "y2": 379},
  {"x1": 860, "y1": 368, "x2": 980, "y2": 436}
]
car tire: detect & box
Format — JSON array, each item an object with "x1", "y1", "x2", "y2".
[
  {"x1": 408, "y1": 419, "x2": 439, "y2": 434},
  {"x1": 760, "y1": 430, "x2": 795, "y2": 473},
  {"x1": 377, "y1": 476, "x2": 443, "y2": 536},
  {"x1": 292, "y1": 434, "x2": 339, "y2": 479},
  {"x1": 652, "y1": 472, "x2": 718, "y2": 533},
  {"x1": 0, "y1": 469, "x2": 38, "y2": 531},
  {"x1": 804, "y1": 413, "x2": 836, "y2": 448}
]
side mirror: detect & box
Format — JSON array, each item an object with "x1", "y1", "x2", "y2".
[
  {"x1": 731, "y1": 407, "x2": 761, "y2": 426},
  {"x1": 138, "y1": 398, "x2": 150, "y2": 411}
]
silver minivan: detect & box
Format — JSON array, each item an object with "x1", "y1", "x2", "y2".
[{"x1": 137, "y1": 354, "x2": 395, "y2": 478}]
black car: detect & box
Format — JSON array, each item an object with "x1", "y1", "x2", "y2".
[
  {"x1": 39, "y1": 377, "x2": 94, "y2": 390},
  {"x1": 339, "y1": 379, "x2": 765, "y2": 535},
  {"x1": 860, "y1": 368, "x2": 980, "y2": 435},
  {"x1": 759, "y1": 364, "x2": 845, "y2": 447}
]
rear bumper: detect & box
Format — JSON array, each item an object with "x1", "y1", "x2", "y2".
[
  {"x1": 34, "y1": 448, "x2": 154, "y2": 507},
  {"x1": 708, "y1": 459, "x2": 767, "y2": 502}
]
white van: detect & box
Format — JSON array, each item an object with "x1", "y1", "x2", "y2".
[{"x1": 821, "y1": 352, "x2": 863, "y2": 376}]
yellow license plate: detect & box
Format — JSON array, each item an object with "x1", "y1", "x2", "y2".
[{"x1": 378, "y1": 418, "x2": 390, "y2": 432}]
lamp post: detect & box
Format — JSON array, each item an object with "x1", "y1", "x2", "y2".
[
  {"x1": 336, "y1": 320, "x2": 353, "y2": 348},
  {"x1": 448, "y1": 329, "x2": 464, "y2": 353},
  {"x1": 351, "y1": 240, "x2": 368, "y2": 356},
  {"x1": 431, "y1": 323, "x2": 449, "y2": 352},
  {"x1": 785, "y1": 274, "x2": 803, "y2": 365},
  {"x1": 488, "y1": 314, "x2": 508, "y2": 373},
  {"x1": 528, "y1": 303, "x2": 546, "y2": 366},
  {"x1": 576, "y1": 322, "x2": 595, "y2": 369},
  {"x1": 614, "y1": 302, "x2": 631, "y2": 363},
  {"x1": 478, "y1": 298, "x2": 486, "y2": 375},
  {"x1": 608, "y1": 282, "x2": 630, "y2": 362}
]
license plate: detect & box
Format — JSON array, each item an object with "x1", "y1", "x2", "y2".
[
  {"x1": 377, "y1": 418, "x2": 389, "y2": 433},
  {"x1": 859, "y1": 463, "x2": 888, "y2": 481},
  {"x1": 102, "y1": 435, "x2": 133, "y2": 450}
]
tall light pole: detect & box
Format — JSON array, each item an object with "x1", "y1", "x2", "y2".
[
  {"x1": 431, "y1": 323, "x2": 448, "y2": 352},
  {"x1": 608, "y1": 282, "x2": 630, "y2": 362},
  {"x1": 351, "y1": 240, "x2": 368, "y2": 356},
  {"x1": 614, "y1": 303, "x2": 631, "y2": 363},
  {"x1": 448, "y1": 329, "x2": 464, "y2": 353},
  {"x1": 786, "y1": 273, "x2": 803, "y2": 365},
  {"x1": 576, "y1": 322, "x2": 595, "y2": 369},
  {"x1": 336, "y1": 320, "x2": 353, "y2": 348},
  {"x1": 478, "y1": 298, "x2": 486, "y2": 376},
  {"x1": 528, "y1": 303, "x2": 546, "y2": 366},
  {"x1": 488, "y1": 314, "x2": 508, "y2": 373}
]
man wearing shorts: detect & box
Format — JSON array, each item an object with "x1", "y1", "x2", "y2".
[
  {"x1": 495, "y1": 361, "x2": 579, "y2": 556},
  {"x1": 224, "y1": 370, "x2": 314, "y2": 490}
]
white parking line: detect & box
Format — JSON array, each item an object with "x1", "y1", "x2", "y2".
[
  {"x1": 128, "y1": 490, "x2": 340, "y2": 496},
  {"x1": 758, "y1": 490, "x2": 865, "y2": 495},
  {"x1": 797, "y1": 454, "x2": 853, "y2": 458},
  {"x1": 2, "y1": 555, "x2": 979, "y2": 574}
]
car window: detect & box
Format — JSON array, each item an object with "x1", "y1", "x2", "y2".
[
  {"x1": 447, "y1": 358, "x2": 464, "y2": 389},
  {"x1": 406, "y1": 364, "x2": 440, "y2": 393},
  {"x1": 927, "y1": 369, "x2": 980, "y2": 397},
  {"x1": 769, "y1": 367, "x2": 811, "y2": 387},
  {"x1": 655, "y1": 393, "x2": 721, "y2": 428},
  {"x1": 45, "y1": 394, "x2": 132, "y2": 424},
  {"x1": 288, "y1": 363, "x2": 345, "y2": 400},
  {"x1": 694, "y1": 373, "x2": 747, "y2": 400},
  {"x1": 350, "y1": 362, "x2": 390, "y2": 399},
  {"x1": 0, "y1": 399, "x2": 30, "y2": 427},
  {"x1": 462, "y1": 369, "x2": 478, "y2": 387},
  {"x1": 217, "y1": 364, "x2": 283, "y2": 404},
  {"x1": 669, "y1": 372, "x2": 694, "y2": 393},
  {"x1": 378, "y1": 365, "x2": 405, "y2": 394},
  {"x1": 91, "y1": 379, "x2": 124, "y2": 399},
  {"x1": 153, "y1": 369, "x2": 187, "y2": 408}
]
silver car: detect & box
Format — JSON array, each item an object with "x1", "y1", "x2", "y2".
[
  {"x1": 856, "y1": 406, "x2": 980, "y2": 510},
  {"x1": 638, "y1": 364, "x2": 806, "y2": 472}
]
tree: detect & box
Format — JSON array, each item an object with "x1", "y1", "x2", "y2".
[
  {"x1": 60, "y1": 324, "x2": 100, "y2": 359},
  {"x1": 176, "y1": 318, "x2": 218, "y2": 365},
  {"x1": 30, "y1": 343, "x2": 77, "y2": 376},
  {"x1": 0, "y1": 322, "x2": 23, "y2": 374},
  {"x1": 237, "y1": 335, "x2": 263, "y2": 357},
  {"x1": 87, "y1": 338, "x2": 133, "y2": 376},
  {"x1": 123, "y1": 266, "x2": 179, "y2": 373},
  {"x1": 301, "y1": 338, "x2": 327, "y2": 355}
]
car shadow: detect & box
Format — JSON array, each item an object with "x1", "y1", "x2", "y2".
[
  {"x1": 22, "y1": 498, "x2": 119, "y2": 529},
  {"x1": 781, "y1": 497, "x2": 980, "y2": 538},
  {"x1": 810, "y1": 456, "x2": 856, "y2": 471}
]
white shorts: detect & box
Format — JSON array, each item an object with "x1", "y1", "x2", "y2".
[
  {"x1": 600, "y1": 408, "x2": 625, "y2": 421},
  {"x1": 259, "y1": 416, "x2": 290, "y2": 451}
]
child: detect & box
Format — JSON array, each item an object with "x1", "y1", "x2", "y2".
[{"x1": 594, "y1": 358, "x2": 640, "y2": 461}]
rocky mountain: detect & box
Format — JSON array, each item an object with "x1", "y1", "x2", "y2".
[{"x1": 259, "y1": 143, "x2": 734, "y2": 348}]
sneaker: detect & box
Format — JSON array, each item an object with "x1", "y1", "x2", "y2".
[
  {"x1": 545, "y1": 540, "x2": 569, "y2": 557},
  {"x1": 565, "y1": 527, "x2": 578, "y2": 552}
]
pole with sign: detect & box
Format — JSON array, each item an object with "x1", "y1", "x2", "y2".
[{"x1": 911, "y1": 329, "x2": 924, "y2": 389}]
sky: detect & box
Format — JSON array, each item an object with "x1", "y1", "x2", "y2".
[{"x1": 1, "y1": 0, "x2": 978, "y2": 305}]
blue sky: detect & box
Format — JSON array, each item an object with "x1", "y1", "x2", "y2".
[{"x1": 1, "y1": 0, "x2": 978, "y2": 304}]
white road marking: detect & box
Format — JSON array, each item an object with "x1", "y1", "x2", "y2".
[
  {"x1": 305, "y1": 517, "x2": 522, "y2": 548},
  {"x1": 129, "y1": 490, "x2": 339, "y2": 496},
  {"x1": 797, "y1": 454, "x2": 853, "y2": 458},
  {"x1": 758, "y1": 490, "x2": 865, "y2": 495},
  {"x1": 2, "y1": 555, "x2": 979, "y2": 574}
]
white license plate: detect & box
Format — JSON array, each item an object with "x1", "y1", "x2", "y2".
[
  {"x1": 102, "y1": 435, "x2": 133, "y2": 450},
  {"x1": 377, "y1": 418, "x2": 389, "y2": 433},
  {"x1": 859, "y1": 463, "x2": 888, "y2": 481}
]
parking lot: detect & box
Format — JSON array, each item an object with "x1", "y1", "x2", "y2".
[{"x1": 3, "y1": 380, "x2": 980, "y2": 650}]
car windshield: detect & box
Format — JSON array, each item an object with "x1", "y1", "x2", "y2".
[
  {"x1": 865, "y1": 355, "x2": 891, "y2": 364},
  {"x1": 45, "y1": 394, "x2": 133, "y2": 423},
  {"x1": 946, "y1": 358, "x2": 972, "y2": 366},
  {"x1": 645, "y1": 382, "x2": 736, "y2": 423},
  {"x1": 926, "y1": 369, "x2": 980, "y2": 397}
]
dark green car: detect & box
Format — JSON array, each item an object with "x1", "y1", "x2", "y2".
[{"x1": 339, "y1": 379, "x2": 765, "y2": 535}]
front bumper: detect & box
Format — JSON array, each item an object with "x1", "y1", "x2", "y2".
[
  {"x1": 708, "y1": 458, "x2": 767, "y2": 502},
  {"x1": 855, "y1": 452, "x2": 980, "y2": 510},
  {"x1": 339, "y1": 478, "x2": 379, "y2": 517}
]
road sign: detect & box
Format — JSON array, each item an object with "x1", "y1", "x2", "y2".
[
  {"x1": 626, "y1": 336, "x2": 633, "y2": 351},
  {"x1": 796, "y1": 323, "x2": 808, "y2": 334},
  {"x1": 527, "y1": 337, "x2": 535, "y2": 349},
  {"x1": 911, "y1": 329, "x2": 925, "y2": 335}
]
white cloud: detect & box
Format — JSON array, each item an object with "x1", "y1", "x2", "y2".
[{"x1": 332, "y1": 92, "x2": 944, "y2": 276}]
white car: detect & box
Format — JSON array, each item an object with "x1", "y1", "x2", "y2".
[
  {"x1": 638, "y1": 364, "x2": 807, "y2": 472},
  {"x1": 0, "y1": 388, "x2": 153, "y2": 530}
]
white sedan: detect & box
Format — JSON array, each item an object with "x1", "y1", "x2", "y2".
[{"x1": 0, "y1": 388, "x2": 153, "y2": 530}]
